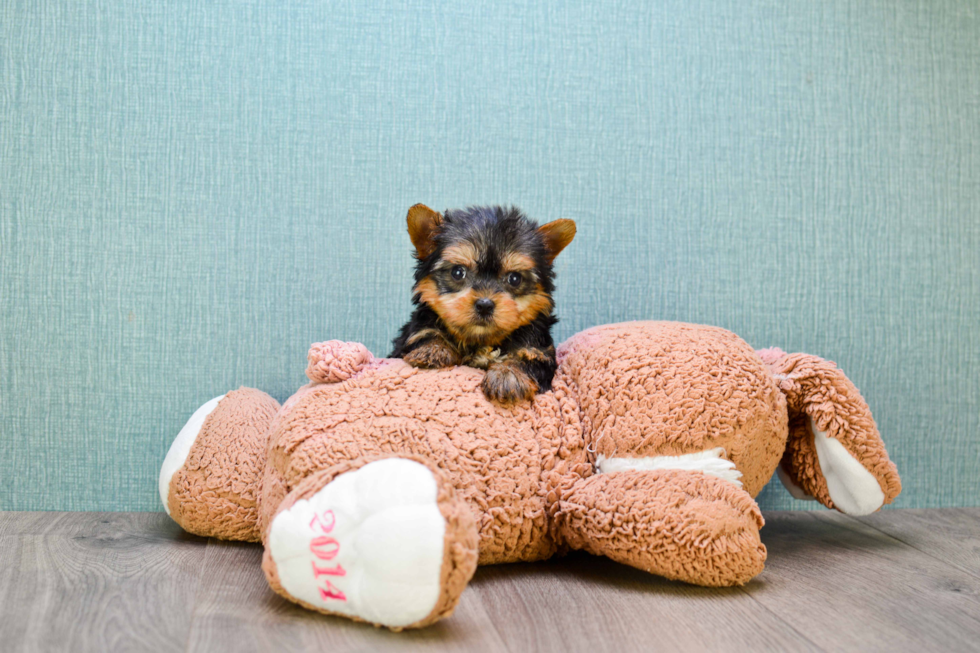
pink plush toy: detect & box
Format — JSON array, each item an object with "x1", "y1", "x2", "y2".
[{"x1": 160, "y1": 321, "x2": 900, "y2": 630}]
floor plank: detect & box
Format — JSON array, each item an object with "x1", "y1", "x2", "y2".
[
  {"x1": 0, "y1": 510, "x2": 87, "y2": 536},
  {"x1": 0, "y1": 512, "x2": 205, "y2": 653},
  {"x1": 185, "y1": 538, "x2": 509, "y2": 653},
  {"x1": 472, "y1": 553, "x2": 820, "y2": 653},
  {"x1": 743, "y1": 511, "x2": 980, "y2": 653},
  {"x1": 2, "y1": 509, "x2": 979, "y2": 653},
  {"x1": 855, "y1": 508, "x2": 980, "y2": 580}
]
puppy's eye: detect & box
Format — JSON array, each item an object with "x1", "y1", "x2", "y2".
[
  {"x1": 506, "y1": 272, "x2": 523, "y2": 288},
  {"x1": 451, "y1": 265, "x2": 467, "y2": 281}
]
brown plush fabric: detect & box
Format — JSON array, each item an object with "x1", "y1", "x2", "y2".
[
  {"x1": 557, "y1": 469, "x2": 766, "y2": 586},
  {"x1": 556, "y1": 322, "x2": 788, "y2": 497},
  {"x1": 163, "y1": 321, "x2": 901, "y2": 629},
  {"x1": 264, "y1": 357, "x2": 564, "y2": 565},
  {"x1": 256, "y1": 381, "x2": 321, "y2": 538},
  {"x1": 306, "y1": 340, "x2": 373, "y2": 383},
  {"x1": 168, "y1": 387, "x2": 280, "y2": 541},
  {"x1": 760, "y1": 350, "x2": 902, "y2": 509}
]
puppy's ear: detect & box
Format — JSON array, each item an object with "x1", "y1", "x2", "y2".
[
  {"x1": 406, "y1": 204, "x2": 443, "y2": 259},
  {"x1": 537, "y1": 219, "x2": 576, "y2": 263}
]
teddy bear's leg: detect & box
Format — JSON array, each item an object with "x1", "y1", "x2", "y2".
[
  {"x1": 261, "y1": 455, "x2": 479, "y2": 630},
  {"x1": 160, "y1": 387, "x2": 280, "y2": 541},
  {"x1": 758, "y1": 350, "x2": 902, "y2": 515},
  {"x1": 557, "y1": 468, "x2": 766, "y2": 587}
]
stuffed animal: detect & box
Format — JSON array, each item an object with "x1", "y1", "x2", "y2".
[{"x1": 159, "y1": 321, "x2": 900, "y2": 630}]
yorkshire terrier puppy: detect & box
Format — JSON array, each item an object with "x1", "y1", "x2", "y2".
[{"x1": 390, "y1": 204, "x2": 576, "y2": 405}]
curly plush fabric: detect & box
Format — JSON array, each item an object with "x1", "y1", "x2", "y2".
[
  {"x1": 162, "y1": 321, "x2": 902, "y2": 630},
  {"x1": 557, "y1": 469, "x2": 767, "y2": 586},
  {"x1": 556, "y1": 322, "x2": 788, "y2": 497},
  {"x1": 306, "y1": 340, "x2": 373, "y2": 383},
  {"x1": 168, "y1": 387, "x2": 280, "y2": 541},
  {"x1": 266, "y1": 357, "x2": 567, "y2": 564}
]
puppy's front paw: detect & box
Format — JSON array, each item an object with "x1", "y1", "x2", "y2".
[
  {"x1": 402, "y1": 339, "x2": 461, "y2": 369},
  {"x1": 481, "y1": 364, "x2": 538, "y2": 405}
]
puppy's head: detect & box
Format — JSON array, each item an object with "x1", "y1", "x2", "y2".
[{"x1": 406, "y1": 204, "x2": 575, "y2": 346}]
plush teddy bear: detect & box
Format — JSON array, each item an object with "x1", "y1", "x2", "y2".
[{"x1": 159, "y1": 321, "x2": 900, "y2": 630}]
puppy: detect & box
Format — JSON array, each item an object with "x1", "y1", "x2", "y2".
[{"x1": 390, "y1": 204, "x2": 575, "y2": 405}]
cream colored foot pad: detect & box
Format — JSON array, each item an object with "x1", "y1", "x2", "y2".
[
  {"x1": 268, "y1": 458, "x2": 446, "y2": 628},
  {"x1": 776, "y1": 417, "x2": 885, "y2": 515},
  {"x1": 809, "y1": 417, "x2": 884, "y2": 515}
]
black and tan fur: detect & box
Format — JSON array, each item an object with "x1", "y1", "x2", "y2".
[{"x1": 390, "y1": 204, "x2": 575, "y2": 405}]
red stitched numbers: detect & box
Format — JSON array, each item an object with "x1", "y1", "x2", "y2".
[
  {"x1": 310, "y1": 536, "x2": 340, "y2": 559},
  {"x1": 309, "y1": 510, "x2": 335, "y2": 532},
  {"x1": 308, "y1": 509, "x2": 347, "y2": 601}
]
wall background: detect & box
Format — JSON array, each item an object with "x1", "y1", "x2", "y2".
[{"x1": 2, "y1": 0, "x2": 977, "y2": 511}]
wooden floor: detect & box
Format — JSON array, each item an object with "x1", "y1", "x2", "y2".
[{"x1": 1, "y1": 509, "x2": 978, "y2": 652}]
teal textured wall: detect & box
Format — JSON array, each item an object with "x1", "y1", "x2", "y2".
[{"x1": 1, "y1": 0, "x2": 978, "y2": 511}]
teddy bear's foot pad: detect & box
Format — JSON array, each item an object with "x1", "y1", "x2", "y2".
[{"x1": 266, "y1": 458, "x2": 453, "y2": 629}]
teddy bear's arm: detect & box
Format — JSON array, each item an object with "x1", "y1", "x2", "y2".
[{"x1": 556, "y1": 468, "x2": 767, "y2": 587}]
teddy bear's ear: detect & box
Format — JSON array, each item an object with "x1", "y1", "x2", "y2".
[
  {"x1": 537, "y1": 219, "x2": 576, "y2": 263},
  {"x1": 406, "y1": 204, "x2": 443, "y2": 260},
  {"x1": 307, "y1": 340, "x2": 373, "y2": 383}
]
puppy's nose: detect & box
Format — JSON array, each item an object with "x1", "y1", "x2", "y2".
[{"x1": 475, "y1": 298, "x2": 495, "y2": 318}]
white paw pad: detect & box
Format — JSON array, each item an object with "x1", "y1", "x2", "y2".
[
  {"x1": 808, "y1": 417, "x2": 885, "y2": 516},
  {"x1": 268, "y1": 458, "x2": 446, "y2": 628}
]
